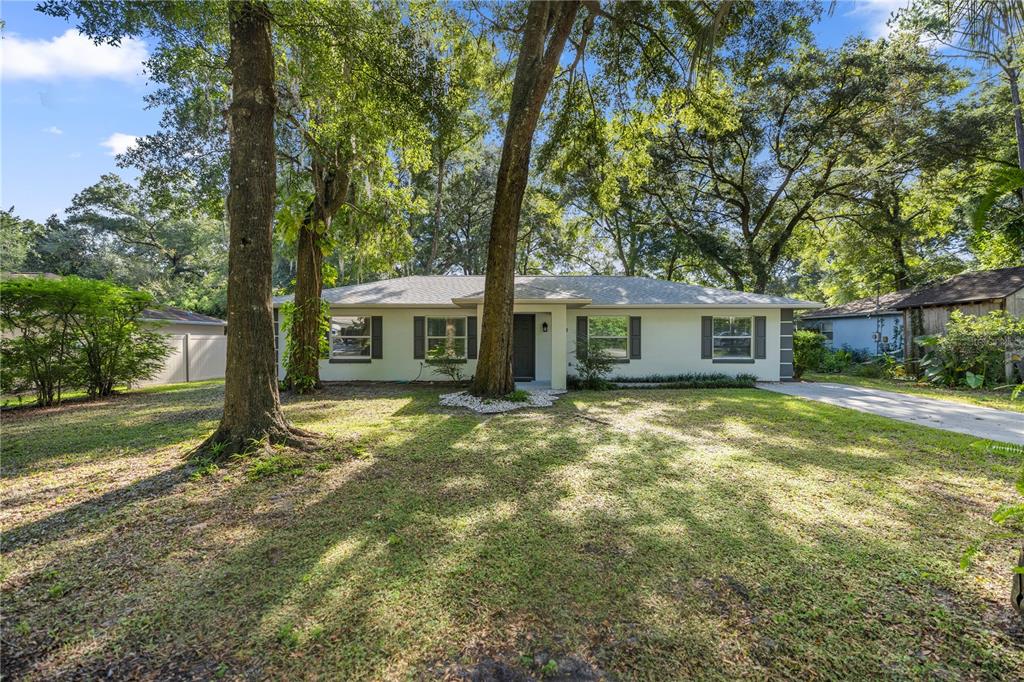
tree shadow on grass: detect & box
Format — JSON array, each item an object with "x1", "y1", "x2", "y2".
[
  {"x1": 2, "y1": 387, "x2": 223, "y2": 475},
  {"x1": 3, "y1": 386, "x2": 1022, "y2": 680}
]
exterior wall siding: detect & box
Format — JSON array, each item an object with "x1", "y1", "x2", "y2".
[
  {"x1": 1006, "y1": 287, "x2": 1024, "y2": 318},
  {"x1": 302, "y1": 307, "x2": 480, "y2": 382},
  {"x1": 828, "y1": 314, "x2": 903, "y2": 354},
  {"x1": 917, "y1": 301, "x2": 1003, "y2": 335},
  {"x1": 276, "y1": 305, "x2": 787, "y2": 383},
  {"x1": 567, "y1": 307, "x2": 783, "y2": 382}
]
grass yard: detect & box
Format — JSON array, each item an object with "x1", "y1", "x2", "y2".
[
  {"x1": 2, "y1": 382, "x2": 1023, "y2": 679},
  {"x1": 804, "y1": 372, "x2": 1024, "y2": 414}
]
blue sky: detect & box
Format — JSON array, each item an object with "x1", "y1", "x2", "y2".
[{"x1": 1, "y1": 0, "x2": 903, "y2": 223}]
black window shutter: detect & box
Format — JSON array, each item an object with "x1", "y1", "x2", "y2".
[
  {"x1": 371, "y1": 316, "x2": 383, "y2": 359},
  {"x1": 324, "y1": 314, "x2": 331, "y2": 357},
  {"x1": 701, "y1": 316, "x2": 713, "y2": 359},
  {"x1": 413, "y1": 316, "x2": 425, "y2": 359},
  {"x1": 576, "y1": 316, "x2": 588, "y2": 356},
  {"x1": 629, "y1": 316, "x2": 641, "y2": 359},
  {"x1": 467, "y1": 316, "x2": 477, "y2": 359},
  {"x1": 754, "y1": 316, "x2": 766, "y2": 359}
]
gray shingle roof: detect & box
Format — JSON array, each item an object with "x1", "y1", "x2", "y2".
[
  {"x1": 802, "y1": 290, "x2": 914, "y2": 319},
  {"x1": 273, "y1": 276, "x2": 822, "y2": 308},
  {"x1": 140, "y1": 306, "x2": 226, "y2": 325},
  {"x1": 893, "y1": 267, "x2": 1024, "y2": 308}
]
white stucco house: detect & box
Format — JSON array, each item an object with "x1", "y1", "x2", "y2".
[{"x1": 272, "y1": 275, "x2": 823, "y2": 389}]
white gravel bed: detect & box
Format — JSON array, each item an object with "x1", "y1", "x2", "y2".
[{"x1": 439, "y1": 390, "x2": 561, "y2": 414}]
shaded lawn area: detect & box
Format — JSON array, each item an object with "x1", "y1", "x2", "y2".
[
  {"x1": 2, "y1": 383, "x2": 1023, "y2": 680},
  {"x1": 804, "y1": 372, "x2": 1024, "y2": 414}
]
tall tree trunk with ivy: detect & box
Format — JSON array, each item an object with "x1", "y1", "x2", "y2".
[
  {"x1": 198, "y1": 0, "x2": 312, "y2": 458},
  {"x1": 283, "y1": 160, "x2": 351, "y2": 392},
  {"x1": 470, "y1": 1, "x2": 580, "y2": 398}
]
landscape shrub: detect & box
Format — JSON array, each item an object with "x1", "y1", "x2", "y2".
[
  {"x1": 608, "y1": 372, "x2": 757, "y2": 388},
  {"x1": 426, "y1": 343, "x2": 467, "y2": 382},
  {"x1": 505, "y1": 389, "x2": 531, "y2": 402},
  {"x1": 70, "y1": 281, "x2": 169, "y2": 398},
  {"x1": 849, "y1": 359, "x2": 885, "y2": 378},
  {"x1": 819, "y1": 348, "x2": 853, "y2": 373},
  {"x1": 918, "y1": 310, "x2": 1024, "y2": 388},
  {"x1": 792, "y1": 330, "x2": 827, "y2": 379},
  {"x1": 0, "y1": 275, "x2": 170, "y2": 406},
  {"x1": 570, "y1": 347, "x2": 615, "y2": 390}
]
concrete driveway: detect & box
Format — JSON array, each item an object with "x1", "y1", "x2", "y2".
[{"x1": 758, "y1": 381, "x2": 1024, "y2": 445}]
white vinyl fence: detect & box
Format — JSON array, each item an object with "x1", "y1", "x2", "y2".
[{"x1": 143, "y1": 333, "x2": 227, "y2": 386}]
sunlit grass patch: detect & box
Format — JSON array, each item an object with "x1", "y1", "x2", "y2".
[{"x1": 2, "y1": 382, "x2": 1022, "y2": 679}]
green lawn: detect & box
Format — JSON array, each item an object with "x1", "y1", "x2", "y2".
[
  {"x1": 804, "y1": 372, "x2": 1024, "y2": 413},
  {"x1": 2, "y1": 383, "x2": 1022, "y2": 679}
]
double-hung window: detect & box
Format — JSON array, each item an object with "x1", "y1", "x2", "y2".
[
  {"x1": 426, "y1": 317, "x2": 467, "y2": 359},
  {"x1": 330, "y1": 316, "x2": 371, "y2": 359},
  {"x1": 712, "y1": 316, "x2": 752, "y2": 359},
  {"x1": 588, "y1": 316, "x2": 629, "y2": 360}
]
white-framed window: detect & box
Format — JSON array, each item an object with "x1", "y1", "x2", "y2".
[
  {"x1": 330, "y1": 316, "x2": 371, "y2": 359},
  {"x1": 589, "y1": 316, "x2": 629, "y2": 360},
  {"x1": 712, "y1": 316, "x2": 752, "y2": 359},
  {"x1": 427, "y1": 316, "x2": 467, "y2": 358}
]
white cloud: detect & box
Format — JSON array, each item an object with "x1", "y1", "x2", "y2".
[
  {"x1": 42, "y1": 126, "x2": 63, "y2": 135},
  {"x1": 68, "y1": 152, "x2": 82, "y2": 159},
  {"x1": 100, "y1": 132, "x2": 139, "y2": 156},
  {"x1": 1, "y1": 29, "x2": 147, "y2": 81},
  {"x1": 843, "y1": 0, "x2": 907, "y2": 38}
]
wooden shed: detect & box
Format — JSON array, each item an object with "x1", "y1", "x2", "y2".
[{"x1": 896, "y1": 266, "x2": 1024, "y2": 367}]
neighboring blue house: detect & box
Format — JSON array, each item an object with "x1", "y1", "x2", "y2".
[{"x1": 799, "y1": 290, "x2": 911, "y2": 357}]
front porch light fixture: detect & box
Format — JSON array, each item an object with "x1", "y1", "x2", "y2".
[{"x1": 542, "y1": 322, "x2": 549, "y2": 332}]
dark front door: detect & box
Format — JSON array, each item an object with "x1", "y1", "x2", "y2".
[{"x1": 512, "y1": 314, "x2": 536, "y2": 381}]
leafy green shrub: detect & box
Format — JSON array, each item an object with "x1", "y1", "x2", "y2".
[
  {"x1": 505, "y1": 389, "x2": 531, "y2": 402},
  {"x1": 820, "y1": 348, "x2": 853, "y2": 373},
  {"x1": 426, "y1": 343, "x2": 466, "y2": 382},
  {"x1": 918, "y1": 310, "x2": 1024, "y2": 388},
  {"x1": 849, "y1": 359, "x2": 885, "y2": 378},
  {"x1": 0, "y1": 275, "x2": 169, "y2": 405},
  {"x1": 71, "y1": 281, "x2": 169, "y2": 397},
  {"x1": 793, "y1": 330, "x2": 827, "y2": 380},
  {"x1": 572, "y1": 347, "x2": 615, "y2": 390}
]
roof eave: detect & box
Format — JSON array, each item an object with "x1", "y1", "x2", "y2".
[
  {"x1": 893, "y1": 294, "x2": 1010, "y2": 309},
  {"x1": 140, "y1": 317, "x2": 226, "y2": 326},
  {"x1": 801, "y1": 308, "x2": 900, "y2": 319}
]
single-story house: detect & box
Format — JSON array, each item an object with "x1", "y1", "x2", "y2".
[
  {"x1": 272, "y1": 275, "x2": 822, "y2": 389},
  {"x1": 799, "y1": 289, "x2": 912, "y2": 356}
]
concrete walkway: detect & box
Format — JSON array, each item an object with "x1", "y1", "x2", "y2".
[{"x1": 758, "y1": 381, "x2": 1024, "y2": 445}]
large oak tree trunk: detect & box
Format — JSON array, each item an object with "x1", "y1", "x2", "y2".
[
  {"x1": 199, "y1": 0, "x2": 311, "y2": 458},
  {"x1": 470, "y1": 1, "x2": 579, "y2": 398}
]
